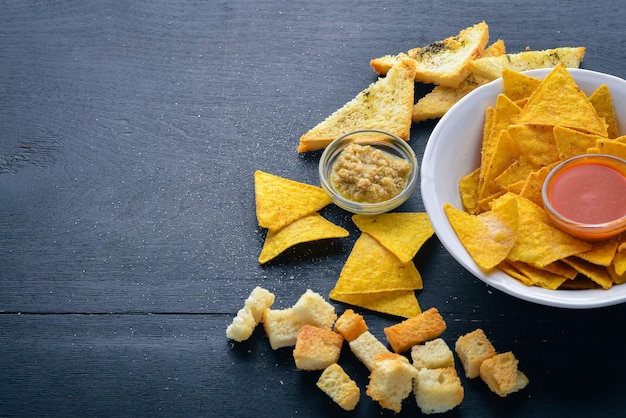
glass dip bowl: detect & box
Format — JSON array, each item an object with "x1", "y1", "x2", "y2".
[
  {"x1": 319, "y1": 129, "x2": 418, "y2": 215},
  {"x1": 542, "y1": 153, "x2": 626, "y2": 240}
]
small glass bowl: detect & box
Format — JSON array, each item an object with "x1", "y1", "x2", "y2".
[
  {"x1": 318, "y1": 129, "x2": 418, "y2": 215},
  {"x1": 542, "y1": 153, "x2": 626, "y2": 240}
]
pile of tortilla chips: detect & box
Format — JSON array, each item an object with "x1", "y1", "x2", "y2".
[
  {"x1": 254, "y1": 170, "x2": 349, "y2": 264},
  {"x1": 445, "y1": 64, "x2": 626, "y2": 290},
  {"x1": 329, "y1": 213, "x2": 434, "y2": 317}
]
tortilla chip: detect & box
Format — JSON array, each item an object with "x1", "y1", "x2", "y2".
[
  {"x1": 517, "y1": 64, "x2": 608, "y2": 137},
  {"x1": 507, "y1": 261, "x2": 570, "y2": 290},
  {"x1": 499, "y1": 261, "x2": 534, "y2": 286},
  {"x1": 444, "y1": 197, "x2": 518, "y2": 270},
  {"x1": 479, "y1": 129, "x2": 521, "y2": 200},
  {"x1": 539, "y1": 260, "x2": 579, "y2": 279},
  {"x1": 494, "y1": 156, "x2": 537, "y2": 191},
  {"x1": 589, "y1": 84, "x2": 619, "y2": 138},
  {"x1": 507, "y1": 124, "x2": 560, "y2": 167},
  {"x1": 612, "y1": 247, "x2": 626, "y2": 276},
  {"x1": 258, "y1": 213, "x2": 349, "y2": 264},
  {"x1": 563, "y1": 257, "x2": 613, "y2": 289},
  {"x1": 576, "y1": 239, "x2": 619, "y2": 267},
  {"x1": 592, "y1": 138, "x2": 626, "y2": 160},
  {"x1": 352, "y1": 213, "x2": 434, "y2": 264},
  {"x1": 501, "y1": 194, "x2": 592, "y2": 267},
  {"x1": 329, "y1": 289, "x2": 421, "y2": 318},
  {"x1": 553, "y1": 126, "x2": 605, "y2": 161},
  {"x1": 459, "y1": 168, "x2": 480, "y2": 215},
  {"x1": 479, "y1": 95, "x2": 522, "y2": 189},
  {"x1": 254, "y1": 170, "x2": 332, "y2": 231},
  {"x1": 502, "y1": 68, "x2": 542, "y2": 102},
  {"x1": 332, "y1": 233, "x2": 423, "y2": 294},
  {"x1": 519, "y1": 166, "x2": 552, "y2": 207}
]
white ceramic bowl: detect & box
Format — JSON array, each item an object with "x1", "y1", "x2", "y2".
[{"x1": 421, "y1": 68, "x2": 626, "y2": 309}]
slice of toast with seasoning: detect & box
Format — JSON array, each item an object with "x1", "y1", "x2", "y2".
[
  {"x1": 370, "y1": 21, "x2": 489, "y2": 87},
  {"x1": 468, "y1": 46, "x2": 586, "y2": 81},
  {"x1": 297, "y1": 58, "x2": 416, "y2": 153}
]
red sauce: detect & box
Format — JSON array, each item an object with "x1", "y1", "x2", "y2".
[{"x1": 548, "y1": 161, "x2": 626, "y2": 224}]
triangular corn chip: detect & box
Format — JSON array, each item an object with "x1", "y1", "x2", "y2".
[
  {"x1": 254, "y1": 170, "x2": 331, "y2": 231},
  {"x1": 258, "y1": 213, "x2": 349, "y2": 264},
  {"x1": 351, "y1": 213, "x2": 434, "y2": 263},
  {"x1": 589, "y1": 84, "x2": 619, "y2": 138},
  {"x1": 553, "y1": 126, "x2": 605, "y2": 161},
  {"x1": 332, "y1": 233, "x2": 423, "y2": 294},
  {"x1": 517, "y1": 64, "x2": 608, "y2": 136},
  {"x1": 329, "y1": 289, "x2": 421, "y2": 318},
  {"x1": 444, "y1": 196, "x2": 519, "y2": 270}
]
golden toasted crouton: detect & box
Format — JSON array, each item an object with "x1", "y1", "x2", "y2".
[
  {"x1": 334, "y1": 309, "x2": 368, "y2": 342},
  {"x1": 384, "y1": 307, "x2": 447, "y2": 353},
  {"x1": 366, "y1": 353, "x2": 418, "y2": 413},
  {"x1": 479, "y1": 351, "x2": 529, "y2": 397},
  {"x1": 293, "y1": 325, "x2": 343, "y2": 370},
  {"x1": 454, "y1": 328, "x2": 497, "y2": 378},
  {"x1": 316, "y1": 364, "x2": 360, "y2": 411},
  {"x1": 414, "y1": 367, "x2": 464, "y2": 414}
]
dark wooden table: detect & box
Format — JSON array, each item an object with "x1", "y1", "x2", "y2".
[{"x1": 2, "y1": 1, "x2": 626, "y2": 417}]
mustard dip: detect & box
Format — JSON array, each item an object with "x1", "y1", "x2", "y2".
[{"x1": 330, "y1": 143, "x2": 412, "y2": 203}]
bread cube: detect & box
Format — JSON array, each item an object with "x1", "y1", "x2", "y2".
[
  {"x1": 334, "y1": 309, "x2": 368, "y2": 342},
  {"x1": 480, "y1": 351, "x2": 529, "y2": 397},
  {"x1": 292, "y1": 289, "x2": 337, "y2": 330},
  {"x1": 226, "y1": 305, "x2": 256, "y2": 342},
  {"x1": 384, "y1": 307, "x2": 447, "y2": 353},
  {"x1": 316, "y1": 363, "x2": 360, "y2": 411},
  {"x1": 262, "y1": 307, "x2": 302, "y2": 350},
  {"x1": 366, "y1": 353, "x2": 419, "y2": 413},
  {"x1": 411, "y1": 338, "x2": 455, "y2": 369},
  {"x1": 454, "y1": 328, "x2": 497, "y2": 378},
  {"x1": 414, "y1": 367, "x2": 464, "y2": 414},
  {"x1": 293, "y1": 325, "x2": 343, "y2": 370},
  {"x1": 349, "y1": 331, "x2": 390, "y2": 371},
  {"x1": 245, "y1": 286, "x2": 275, "y2": 323}
]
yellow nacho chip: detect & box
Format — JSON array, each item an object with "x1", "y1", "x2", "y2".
[
  {"x1": 459, "y1": 168, "x2": 480, "y2": 215},
  {"x1": 444, "y1": 197, "x2": 518, "y2": 270},
  {"x1": 507, "y1": 124, "x2": 560, "y2": 167},
  {"x1": 614, "y1": 247, "x2": 626, "y2": 276},
  {"x1": 479, "y1": 129, "x2": 521, "y2": 200},
  {"x1": 563, "y1": 257, "x2": 613, "y2": 289},
  {"x1": 258, "y1": 213, "x2": 349, "y2": 264},
  {"x1": 351, "y1": 213, "x2": 434, "y2": 264},
  {"x1": 479, "y1": 95, "x2": 522, "y2": 190},
  {"x1": 329, "y1": 289, "x2": 421, "y2": 318},
  {"x1": 498, "y1": 194, "x2": 592, "y2": 268},
  {"x1": 519, "y1": 166, "x2": 552, "y2": 207},
  {"x1": 502, "y1": 68, "x2": 541, "y2": 102},
  {"x1": 517, "y1": 64, "x2": 608, "y2": 136},
  {"x1": 494, "y1": 156, "x2": 537, "y2": 191},
  {"x1": 589, "y1": 84, "x2": 619, "y2": 138},
  {"x1": 332, "y1": 232, "x2": 423, "y2": 294},
  {"x1": 575, "y1": 238, "x2": 619, "y2": 267},
  {"x1": 254, "y1": 170, "x2": 332, "y2": 231},
  {"x1": 591, "y1": 138, "x2": 626, "y2": 160},
  {"x1": 506, "y1": 261, "x2": 570, "y2": 290},
  {"x1": 552, "y1": 126, "x2": 605, "y2": 161}
]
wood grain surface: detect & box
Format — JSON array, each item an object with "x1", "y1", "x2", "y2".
[{"x1": 2, "y1": 1, "x2": 626, "y2": 417}]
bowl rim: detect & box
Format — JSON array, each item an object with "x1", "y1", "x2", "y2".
[
  {"x1": 420, "y1": 67, "x2": 626, "y2": 309},
  {"x1": 319, "y1": 129, "x2": 419, "y2": 215}
]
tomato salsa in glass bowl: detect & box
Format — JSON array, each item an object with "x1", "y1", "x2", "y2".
[{"x1": 542, "y1": 154, "x2": 626, "y2": 240}]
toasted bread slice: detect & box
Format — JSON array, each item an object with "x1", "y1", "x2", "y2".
[
  {"x1": 468, "y1": 46, "x2": 586, "y2": 81},
  {"x1": 412, "y1": 39, "x2": 505, "y2": 123},
  {"x1": 297, "y1": 58, "x2": 416, "y2": 153},
  {"x1": 370, "y1": 21, "x2": 489, "y2": 87}
]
